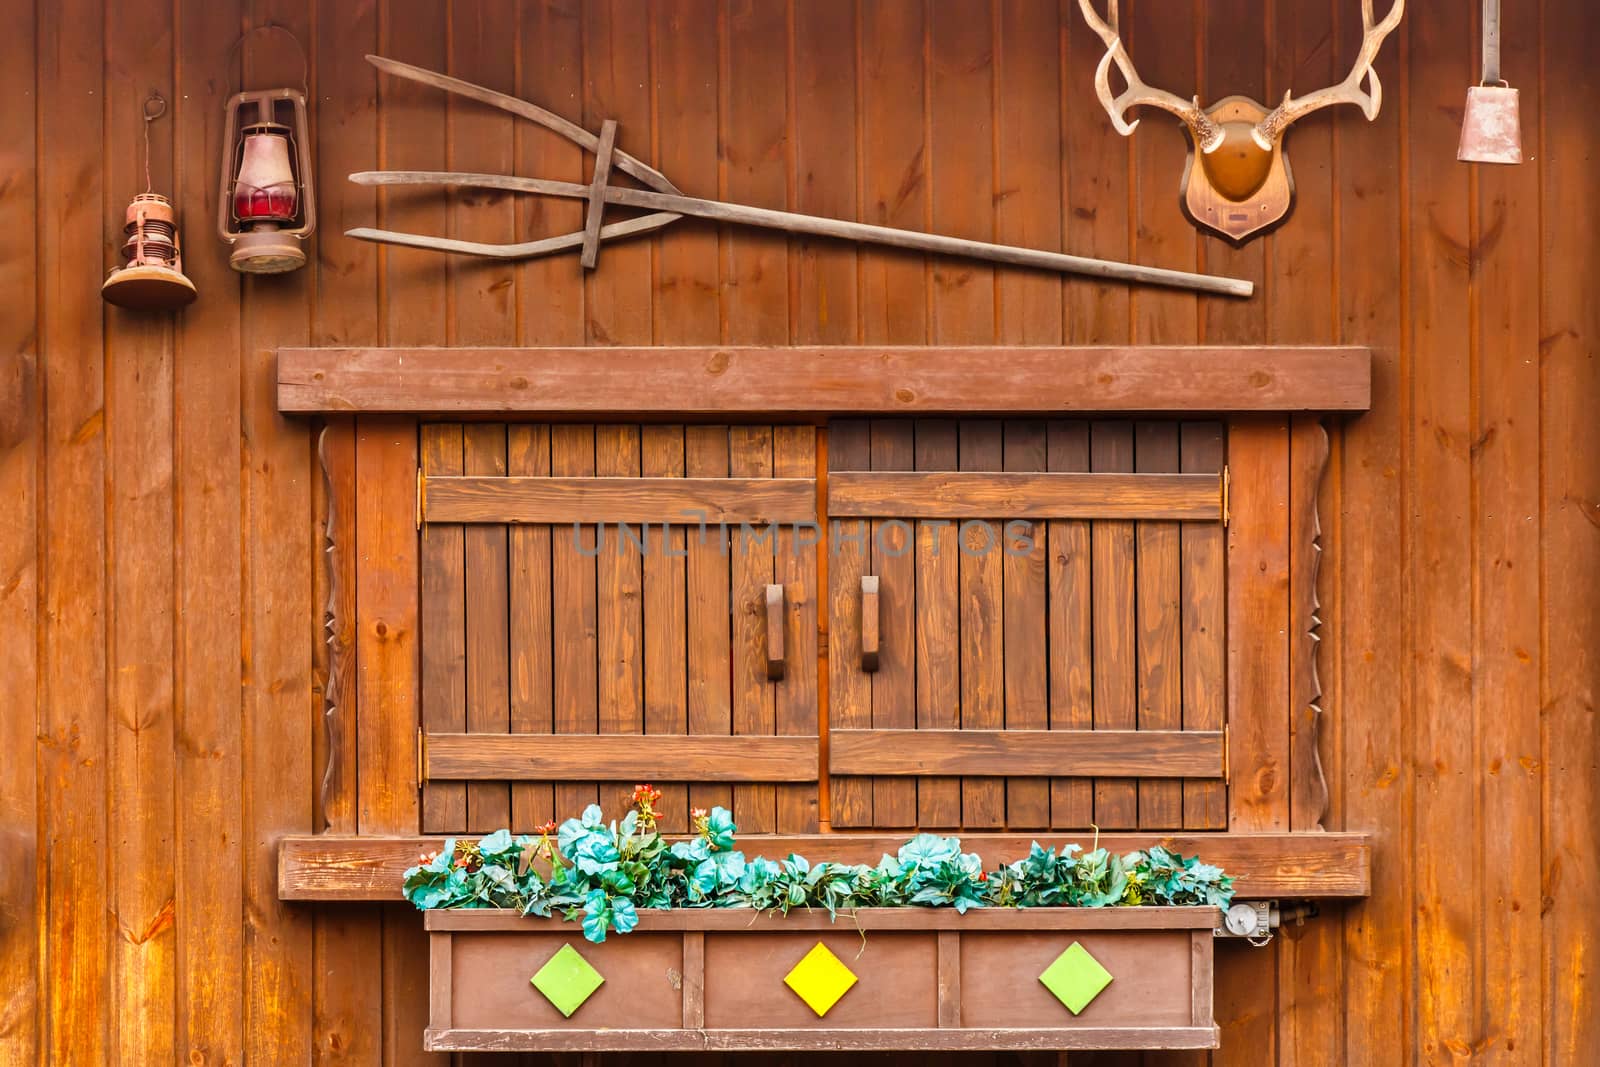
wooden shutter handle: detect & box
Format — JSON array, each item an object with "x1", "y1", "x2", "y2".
[
  {"x1": 860, "y1": 575, "x2": 880, "y2": 672},
  {"x1": 765, "y1": 584, "x2": 786, "y2": 681}
]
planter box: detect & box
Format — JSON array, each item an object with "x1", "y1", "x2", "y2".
[{"x1": 425, "y1": 907, "x2": 1219, "y2": 1053}]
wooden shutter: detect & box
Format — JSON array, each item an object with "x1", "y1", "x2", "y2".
[
  {"x1": 826, "y1": 418, "x2": 1228, "y2": 832},
  {"x1": 418, "y1": 423, "x2": 820, "y2": 835}
]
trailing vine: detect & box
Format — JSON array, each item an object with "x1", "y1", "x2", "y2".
[{"x1": 403, "y1": 786, "x2": 1234, "y2": 942}]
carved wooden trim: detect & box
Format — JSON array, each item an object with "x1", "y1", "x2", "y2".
[
  {"x1": 317, "y1": 424, "x2": 358, "y2": 833},
  {"x1": 1289, "y1": 417, "x2": 1331, "y2": 831}
]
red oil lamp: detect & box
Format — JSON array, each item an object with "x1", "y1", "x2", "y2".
[{"x1": 217, "y1": 87, "x2": 316, "y2": 273}]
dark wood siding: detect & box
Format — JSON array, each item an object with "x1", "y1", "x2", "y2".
[{"x1": 1, "y1": 1, "x2": 1596, "y2": 1064}]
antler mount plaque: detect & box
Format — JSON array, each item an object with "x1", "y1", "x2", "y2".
[{"x1": 1079, "y1": 0, "x2": 1405, "y2": 243}]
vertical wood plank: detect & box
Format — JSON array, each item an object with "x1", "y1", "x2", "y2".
[
  {"x1": 791, "y1": 0, "x2": 859, "y2": 348},
  {"x1": 915, "y1": 420, "x2": 961, "y2": 827},
  {"x1": 582, "y1": 0, "x2": 654, "y2": 349},
  {"x1": 376, "y1": 4, "x2": 447, "y2": 1058},
  {"x1": 104, "y1": 0, "x2": 176, "y2": 1060},
  {"x1": 1047, "y1": 421, "x2": 1094, "y2": 828},
  {"x1": 857, "y1": 0, "x2": 929, "y2": 345},
  {"x1": 173, "y1": 0, "x2": 245, "y2": 1058},
  {"x1": 856, "y1": 0, "x2": 929, "y2": 831},
  {"x1": 37, "y1": 0, "x2": 109, "y2": 1060},
  {"x1": 684, "y1": 426, "x2": 734, "y2": 823},
  {"x1": 653, "y1": 0, "x2": 727, "y2": 831},
  {"x1": 828, "y1": 420, "x2": 873, "y2": 828},
  {"x1": 774, "y1": 426, "x2": 820, "y2": 832},
  {"x1": 870, "y1": 421, "x2": 918, "y2": 828},
  {"x1": 1471, "y1": 3, "x2": 1544, "y2": 1064},
  {"x1": 1331, "y1": 0, "x2": 1411, "y2": 1059},
  {"x1": 0, "y1": 0, "x2": 38, "y2": 1054},
  {"x1": 1541, "y1": 5, "x2": 1600, "y2": 1064},
  {"x1": 930, "y1": 0, "x2": 1000, "y2": 833},
  {"x1": 463, "y1": 424, "x2": 511, "y2": 832},
  {"x1": 1135, "y1": 423, "x2": 1183, "y2": 829},
  {"x1": 642, "y1": 425, "x2": 690, "y2": 834},
  {"x1": 239, "y1": 6, "x2": 319, "y2": 1057},
  {"x1": 720, "y1": 0, "x2": 789, "y2": 347},
  {"x1": 1091, "y1": 421, "x2": 1137, "y2": 828},
  {"x1": 1180, "y1": 423, "x2": 1228, "y2": 830},
  {"x1": 1406, "y1": 4, "x2": 1478, "y2": 1063},
  {"x1": 995, "y1": 0, "x2": 1062, "y2": 832},
  {"x1": 1226, "y1": 417, "x2": 1292, "y2": 833},
  {"x1": 507, "y1": 425, "x2": 554, "y2": 834},
  {"x1": 937, "y1": 931, "x2": 962, "y2": 1028},
  {"x1": 730, "y1": 426, "x2": 777, "y2": 832},
  {"x1": 551, "y1": 424, "x2": 600, "y2": 822},
  {"x1": 585, "y1": 1, "x2": 652, "y2": 823},
  {"x1": 681, "y1": 931, "x2": 706, "y2": 1031},
  {"x1": 420, "y1": 424, "x2": 467, "y2": 833},
  {"x1": 595, "y1": 426, "x2": 643, "y2": 820},
  {"x1": 1002, "y1": 421, "x2": 1050, "y2": 829}
]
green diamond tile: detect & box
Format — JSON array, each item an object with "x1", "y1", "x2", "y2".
[
  {"x1": 783, "y1": 942, "x2": 859, "y2": 1017},
  {"x1": 530, "y1": 943, "x2": 605, "y2": 1018},
  {"x1": 1038, "y1": 941, "x2": 1113, "y2": 1015}
]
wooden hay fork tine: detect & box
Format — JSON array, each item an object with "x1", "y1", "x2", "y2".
[
  {"x1": 354, "y1": 54, "x2": 683, "y2": 261},
  {"x1": 348, "y1": 54, "x2": 1253, "y2": 298}
]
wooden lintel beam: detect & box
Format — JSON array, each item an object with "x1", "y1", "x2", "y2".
[
  {"x1": 277, "y1": 346, "x2": 1372, "y2": 415},
  {"x1": 278, "y1": 832, "x2": 1372, "y2": 901}
]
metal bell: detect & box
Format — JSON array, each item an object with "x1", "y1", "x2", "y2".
[{"x1": 1458, "y1": 83, "x2": 1523, "y2": 164}]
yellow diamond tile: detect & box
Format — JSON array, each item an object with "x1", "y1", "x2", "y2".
[{"x1": 783, "y1": 941, "x2": 858, "y2": 1017}]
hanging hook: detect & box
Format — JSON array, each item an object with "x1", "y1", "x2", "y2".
[
  {"x1": 226, "y1": 22, "x2": 310, "y2": 99},
  {"x1": 141, "y1": 91, "x2": 167, "y2": 193}
]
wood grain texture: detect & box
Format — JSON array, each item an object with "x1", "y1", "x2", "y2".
[
  {"x1": 829, "y1": 730, "x2": 1224, "y2": 778},
  {"x1": 827, "y1": 471, "x2": 1221, "y2": 519},
  {"x1": 0, "y1": 0, "x2": 39, "y2": 1055},
  {"x1": 278, "y1": 345, "x2": 1374, "y2": 413},
  {"x1": 280, "y1": 832, "x2": 1372, "y2": 902},
  {"x1": 425, "y1": 475, "x2": 816, "y2": 524},
  {"x1": 424, "y1": 734, "x2": 819, "y2": 782},
  {"x1": 9, "y1": 3, "x2": 1599, "y2": 1065}
]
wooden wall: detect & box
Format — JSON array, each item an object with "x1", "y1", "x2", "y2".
[{"x1": 0, "y1": 0, "x2": 1594, "y2": 1064}]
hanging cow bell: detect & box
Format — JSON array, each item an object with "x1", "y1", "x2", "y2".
[
  {"x1": 1458, "y1": 0, "x2": 1523, "y2": 164},
  {"x1": 1457, "y1": 84, "x2": 1523, "y2": 164}
]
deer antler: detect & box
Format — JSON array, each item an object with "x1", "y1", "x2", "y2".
[
  {"x1": 1253, "y1": 0, "x2": 1405, "y2": 149},
  {"x1": 1077, "y1": 0, "x2": 1223, "y2": 154}
]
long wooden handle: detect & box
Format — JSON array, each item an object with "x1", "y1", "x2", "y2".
[
  {"x1": 765, "y1": 584, "x2": 786, "y2": 681},
  {"x1": 605, "y1": 187, "x2": 1254, "y2": 298},
  {"x1": 346, "y1": 170, "x2": 1252, "y2": 297},
  {"x1": 860, "y1": 575, "x2": 881, "y2": 673}
]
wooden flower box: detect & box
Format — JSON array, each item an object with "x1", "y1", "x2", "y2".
[{"x1": 425, "y1": 906, "x2": 1219, "y2": 1053}]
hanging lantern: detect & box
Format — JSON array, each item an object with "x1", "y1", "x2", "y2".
[
  {"x1": 1458, "y1": 0, "x2": 1523, "y2": 164},
  {"x1": 218, "y1": 87, "x2": 316, "y2": 272},
  {"x1": 103, "y1": 95, "x2": 197, "y2": 311}
]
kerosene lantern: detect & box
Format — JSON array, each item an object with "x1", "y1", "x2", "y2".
[
  {"x1": 217, "y1": 86, "x2": 316, "y2": 272},
  {"x1": 103, "y1": 95, "x2": 197, "y2": 311}
]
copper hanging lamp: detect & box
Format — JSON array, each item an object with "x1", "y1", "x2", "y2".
[{"x1": 102, "y1": 94, "x2": 198, "y2": 311}]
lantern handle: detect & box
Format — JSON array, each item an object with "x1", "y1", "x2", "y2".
[
  {"x1": 226, "y1": 22, "x2": 310, "y2": 100},
  {"x1": 141, "y1": 92, "x2": 166, "y2": 194}
]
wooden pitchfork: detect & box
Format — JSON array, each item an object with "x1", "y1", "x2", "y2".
[{"x1": 347, "y1": 54, "x2": 1253, "y2": 298}]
